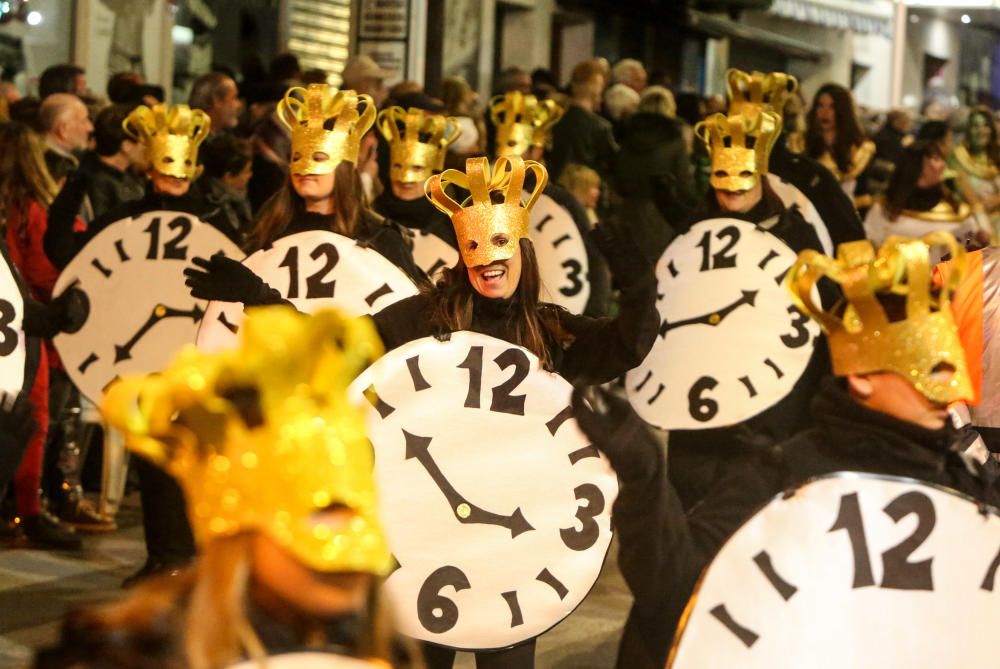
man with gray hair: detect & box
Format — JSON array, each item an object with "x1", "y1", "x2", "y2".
[
  {"x1": 39, "y1": 93, "x2": 93, "y2": 180},
  {"x1": 188, "y1": 72, "x2": 242, "y2": 133},
  {"x1": 612, "y1": 58, "x2": 647, "y2": 94}
]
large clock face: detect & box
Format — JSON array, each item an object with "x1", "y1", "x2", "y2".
[
  {"x1": 196, "y1": 230, "x2": 418, "y2": 352},
  {"x1": 530, "y1": 194, "x2": 590, "y2": 315},
  {"x1": 768, "y1": 176, "x2": 834, "y2": 254},
  {"x1": 0, "y1": 244, "x2": 26, "y2": 394},
  {"x1": 669, "y1": 474, "x2": 1000, "y2": 668},
  {"x1": 625, "y1": 218, "x2": 820, "y2": 430},
  {"x1": 350, "y1": 332, "x2": 618, "y2": 650},
  {"x1": 52, "y1": 210, "x2": 243, "y2": 403},
  {"x1": 411, "y1": 229, "x2": 459, "y2": 282},
  {"x1": 226, "y1": 653, "x2": 382, "y2": 669}
]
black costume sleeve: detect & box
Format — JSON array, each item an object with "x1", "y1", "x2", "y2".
[
  {"x1": 369, "y1": 294, "x2": 434, "y2": 353},
  {"x1": 43, "y1": 173, "x2": 91, "y2": 271},
  {"x1": 361, "y1": 216, "x2": 429, "y2": 286}
]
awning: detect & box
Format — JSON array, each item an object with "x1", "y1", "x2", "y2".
[
  {"x1": 687, "y1": 10, "x2": 830, "y2": 62},
  {"x1": 770, "y1": 0, "x2": 893, "y2": 37}
]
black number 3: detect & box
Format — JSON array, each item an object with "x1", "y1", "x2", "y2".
[
  {"x1": 0, "y1": 299, "x2": 17, "y2": 356},
  {"x1": 559, "y1": 259, "x2": 584, "y2": 297},
  {"x1": 560, "y1": 483, "x2": 605, "y2": 551}
]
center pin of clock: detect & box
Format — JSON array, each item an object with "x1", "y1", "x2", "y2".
[
  {"x1": 709, "y1": 313, "x2": 721, "y2": 325},
  {"x1": 154, "y1": 304, "x2": 166, "y2": 317},
  {"x1": 456, "y1": 503, "x2": 471, "y2": 519}
]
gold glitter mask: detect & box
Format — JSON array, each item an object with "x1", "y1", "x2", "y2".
[
  {"x1": 695, "y1": 111, "x2": 781, "y2": 191},
  {"x1": 787, "y1": 233, "x2": 972, "y2": 405},
  {"x1": 425, "y1": 156, "x2": 547, "y2": 267},
  {"x1": 278, "y1": 85, "x2": 376, "y2": 176},
  {"x1": 377, "y1": 106, "x2": 461, "y2": 184},
  {"x1": 102, "y1": 307, "x2": 392, "y2": 575},
  {"x1": 727, "y1": 68, "x2": 799, "y2": 119},
  {"x1": 489, "y1": 91, "x2": 565, "y2": 157},
  {"x1": 123, "y1": 104, "x2": 210, "y2": 180}
]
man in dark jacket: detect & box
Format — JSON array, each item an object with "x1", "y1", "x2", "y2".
[
  {"x1": 547, "y1": 69, "x2": 618, "y2": 183},
  {"x1": 77, "y1": 104, "x2": 147, "y2": 221},
  {"x1": 573, "y1": 232, "x2": 996, "y2": 669}
]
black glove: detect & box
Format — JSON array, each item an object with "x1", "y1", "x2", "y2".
[
  {"x1": 571, "y1": 385, "x2": 661, "y2": 484},
  {"x1": 0, "y1": 392, "x2": 35, "y2": 446},
  {"x1": 184, "y1": 253, "x2": 282, "y2": 306},
  {"x1": 589, "y1": 223, "x2": 651, "y2": 292},
  {"x1": 50, "y1": 287, "x2": 88, "y2": 334}
]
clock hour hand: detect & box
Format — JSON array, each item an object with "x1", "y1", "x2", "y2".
[
  {"x1": 659, "y1": 289, "x2": 758, "y2": 338},
  {"x1": 403, "y1": 430, "x2": 534, "y2": 538},
  {"x1": 114, "y1": 303, "x2": 206, "y2": 363}
]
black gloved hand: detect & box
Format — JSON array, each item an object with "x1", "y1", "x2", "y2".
[
  {"x1": 0, "y1": 392, "x2": 35, "y2": 446},
  {"x1": 49, "y1": 287, "x2": 89, "y2": 334},
  {"x1": 571, "y1": 385, "x2": 660, "y2": 484},
  {"x1": 184, "y1": 253, "x2": 280, "y2": 306},
  {"x1": 590, "y1": 223, "x2": 651, "y2": 292}
]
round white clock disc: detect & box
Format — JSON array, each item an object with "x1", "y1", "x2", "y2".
[
  {"x1": 226, "y1": 654, "x2": 382, "y2": 669},
  {"x1": 196, "y1": 230, "x2": 418, "y2": 352},
  {"x1": 411, "y1": 229, "x2": 459, "y2": 282},
  {"x1": 530, "y1": 193, "x2": 590, "y2": 315},
  {"x1": 0, "y1": 244, "x2": 26, "y2": 394},
  {"x1": 626, "y1": 217, "x2": 820, "y2": 430},
  {"x1": 670, "y1": 474, "x2": 1000, "y2": 668},
  {"x1": 350, "y1": 332, "x2": 618, "y2": 650},
  {"x1": 52, "y1": 210, "x2": 243, "y2": 403}
]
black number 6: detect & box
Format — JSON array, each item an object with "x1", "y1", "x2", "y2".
[
  {"x1": 417, "y1": 565, "x2": 471, "y2": 634},
  {"x1": 688, "y1": 376, "x2": 719, "y2": 422},
  {"x1": 560, "y1": 483, "x2": 605, "y2": 551}
]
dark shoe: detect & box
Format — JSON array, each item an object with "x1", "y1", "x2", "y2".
[
  {"x1": 122, "y1": 559, "x2": 187, "y2": 589},
  {"x1": 57, "y1": 496, "x2": 116, "y2": 533},
  {"x1": 21, "y1": 512, "x2": 83, "y2": 550}
]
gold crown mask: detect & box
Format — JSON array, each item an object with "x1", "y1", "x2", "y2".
[
  {"x1": 102, "y1": 307, "x2": 392, "y2": 575},
  {"x1": 278, "y1": 85, "x2": 376, "y2": 176},
  {"x1": 123, "y1": 104, "x2": 210, "y2": 180},
  {"x1": 787, "y1": 232, "x2": 972, "y2": 405},
  {"x1": 489, "y1": 91, "x2": 565, "y2": 158},
  {"x1": 426, "y1": 156, "x2": 547, "y2": 267},
  {"x1": 695, "y1": 110, "x2": 781, "y2": 191},
  {"x1": 727, "y1": 68, "x2": 799, "y2": 118},
  {"x1": 377, "y1": 106, "x2": 462, "y2": 184}
]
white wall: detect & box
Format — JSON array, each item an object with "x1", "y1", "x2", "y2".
[
  {"x1": 0, "y1": 0, "x2": 73, "y2": 92},
  {"x1": 851, "y1": 31, "x2": 893, "y2": 109},
  {"x1": 499, "y1": 0, "x2": 555, "y2": 73},
  {"x1": 901, "y1": 14, "x2": 960, "y2": 109},
  {"x1": 557, "y1": 21, "x2": 594, "y2": 86}
]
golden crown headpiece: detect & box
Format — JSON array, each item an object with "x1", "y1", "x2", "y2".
[
  {"x1": 787, "y1": 232, "x2": 972, "y2": 405},
  {"x1": 102, "y1": 307, "x2": 392, "y2": 575},
  {"x1": 426, "y1": 156, "x2": 547, "y2": 267},
  {"x1": 489, "y1": 91, "x2": 565, "y2": 157},
  {"x1": 123, "y1": 103, "x2": 210, "y2": 180},
  {"x1": 278, "y1": 85, "x2": 376, "y2": 176},
  {"x1": 695, "y1": 110, "x2": 782, "y2": 191},
  {"x1": 377, "y1": 106, "x2": 462, "y2": 184},
  {"x1": 727, "y1": 68, "x2": 798, "y2": 118}
]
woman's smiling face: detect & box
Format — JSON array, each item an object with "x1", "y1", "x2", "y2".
[{"x1": 467, "y1": 238, "x2": 523, "y2": 299}]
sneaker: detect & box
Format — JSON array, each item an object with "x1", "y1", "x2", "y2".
[
  {"x1": 21, "y1": 512, "x2": 83, "y2": 550},
  {"x1": 57, "y1": 497, "x2": 116, "y2": 533}
]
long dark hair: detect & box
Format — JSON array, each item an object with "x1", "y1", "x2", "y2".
[
  {"x1": 805, "y1": 84, "x2": 865, "y2": 174},
  {"x1": 427, "y1": 239, "x2": 569, "y2": 369},
  {"x1": 965, "y1": 106, "x2": 1000, "y2": 167},
  {"x1": 248, "y1": 160, "x2": 365, "y2": 251},
  {"x1": 884, "y1": 140, "x2": 952, "y2": 220}
]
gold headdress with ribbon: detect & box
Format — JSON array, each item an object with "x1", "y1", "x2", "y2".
[
  {"x1": 102, "y1": 307, "x2": 392, "y2": 575},
  {"x1": 426, "y1": 156, "x2": 547, "y2": 267},
  {"x1": 489, "y1": 91, "x2": 565, "y2": 157},
  {"x1": 377, "y1": 106, "x2": 462, "y2": 183},
  {"x1": 278, "y1": 85, "x2": 376, "y2": 176},
  {"x1": 695, "y1": 110, "x2": 782, "y2": 191},
  {"x1": 123, "y1": 103, "x2": 210, "y2": 180},
  {"x1": 727, "y1": 68, "x2": 799, "y2": 118},
  {"x1": 786, "y1": 232, "x2": 972, "y2": 404}
]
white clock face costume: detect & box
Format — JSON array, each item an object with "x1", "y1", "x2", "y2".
[
  {"x1": 670, "y1": 474, "x2": 1000, "y2": 669},
  {"x1": 196, "y1": 230, "x2": 418, "y2": 352},
  {"x1": 530, "y1": 194, "x2": 590, "y2": 315},
  {"x1": 0, "y1": 245, "x2": 26, "y2": 394},
  {"x1": 350, "y1": 332, "x2": 618, "y2": 650},
  {"x1": 626, "y1": 218, "x2": 820, "y2": 430},
  {"x1": 768, "y1": 176, "x2": 834, "y2": 254},
  {"x1": 226, "y1": 654, "x2": 382, "y2": 669},
  {"x1": 411, "y1": 229, "x2": 459, "y2": 282},
  {"x1": 52, "y1": 211, "x2": 243, "y2": 403}
]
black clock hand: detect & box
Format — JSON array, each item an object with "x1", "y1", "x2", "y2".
[
  {"x1": 659, "y1": 289, "x2": 758, "y2": 338},
  {"x1": 403, "y1": 430, "x2": 534, "y2": 538},
  {"x1": 114, "y1": 304, "x2": 206, "y2": 362}
]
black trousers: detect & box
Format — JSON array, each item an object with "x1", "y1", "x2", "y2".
[
  {"x1": 134, "y1": 455, "x2": 196, "y2": 564},
  {"x1": 422, "y1": 639, "x2": 536, "y2": 669}
]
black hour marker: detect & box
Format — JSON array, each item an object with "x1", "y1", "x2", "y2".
[
  {"x1": 534, "y1": 213, "x2": 554, "y2": 232},
  {"x1": 406, "y1": 355, "x2": 431, "y2": 391},
  {"x1": 388, "y1": 553, "x2": 402, "y2": 577},
  {"x1": 427, "y1": 259, "x2": 447, "y2": 277},
  {"x1": 364, "y1": 385, "x2": 395, "y2": 419},
  {"x1": 78, "y1": 352, "x2": 98, "y2": 374},
  {"x1": 218, "y1": 312, "x2": 239, "y2": 334},
  {"x1": 633, "y1": 369, "x2": 653, "y2": 392},
  {"x1": 667, "y1": 260, "x2": 679, "y2": 278},
  {"x1": 364, "y1": 283, "x2": 394, "y2": 307},
  {"x1": 710, "y1": 604, "x2": 759, "y2": 647},
  {"x1": 757, "y1": 249, "x2": 780, "y2": 270},
  {"x1": 501, "y1": 590, "x2": 524, "y2": 627},
  {"x1": 647, "y1": 382, "x2": 665, "y2": 405},
  {"x1": 764, "y1": 358, "x2": 784, "y2": 378},
  {"x1": 739, "y1": 376, "x2": 757, "y2": 398},
  {"x1": 774, "y1": 265, "x2": 792, "y2": 286},
  {"x1": 981, "y1": 545, "x2": 1000, "y2": 592},
  {"x1": 568, "y1": 445, "x2": 599, "y2": 464},
  {"x1": 545, "y1": 405, "x2": 574, "y2": 436},
  {"x1": 114, "y1": 239, "x2": 130, "y2": 262},
  {"x1": 552, "y1": 233, "x2": 571, "y2": 248},
  {"x1": 91, "y1": 258, "x2": 112, "y2": 278},
  {"x1": 753, "y1": 550, "x2": 798, "y2": 601},
  {"x1": 536, "y1": 568, "x2": 569, "y2": 600}
]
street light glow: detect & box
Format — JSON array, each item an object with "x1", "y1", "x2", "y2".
[
  {"x1": 26, "y1": 11, "x2": 42, "y2": 25},
  {"x1": 961, "y1": 13, "x2": 972, "y2": 22}
]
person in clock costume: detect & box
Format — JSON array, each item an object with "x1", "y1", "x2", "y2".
[
  {"x1": 572, "y1": 232, "x2": 998, "y2": 669},
  {"x1": 34, "y1": 307, "x2": 424, "y2": 669},
  {"x1": 666, "y1": 109, "x2": 833, "y2": 510},
  {"x1": 951, "y1": 106, "x2": 1000, "y2": 234}
]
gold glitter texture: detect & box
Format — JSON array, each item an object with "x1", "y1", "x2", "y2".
[
  {"x1": 278, "y1": 85, "x2": 376, "y2": 176},
  {"x1": 727, "y1": 69, "x2": 799, "y2": 119},
  {"x1": 123, "y1": 104, "x2": 210, "y2": 180},
  {"x1": 489, "y1": 91, "x2": 565, "y2": 158},
  {"x1": 786, "y1": 232, "x2": 973, "y2": 404},
  {"x1": 101, "y1": 307, "x2": 392, "y2": 575},
  {"x1": 377, "y1": 106, "x2": 462, "y2": 183},
  {"x1": 696, "y1": 110, "x2": 781, "y2": 192},
  {"x1": 425, "y1": 156, "x2": 547, "y2": 267}
]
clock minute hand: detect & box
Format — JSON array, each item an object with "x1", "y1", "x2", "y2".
[
  {"x1": 403, "y1": 430, "x2": 534, "y2": 538},
  {"x1": 659, "y1": 289, "x2": 758, "y2": 338},
  {"x1": 114, "y1": 303, "x2": 207, "y2": 363}
]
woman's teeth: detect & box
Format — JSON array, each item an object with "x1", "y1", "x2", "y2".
[{"x1": 483, "y1": 268, "x2": 504, "y2": 280}]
